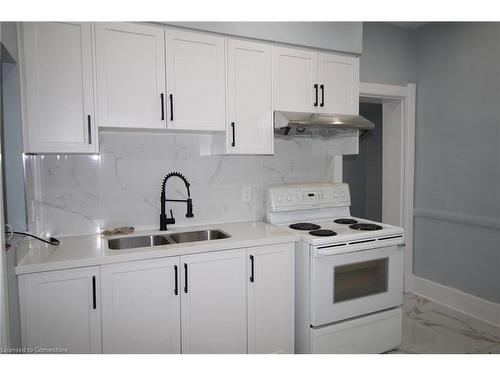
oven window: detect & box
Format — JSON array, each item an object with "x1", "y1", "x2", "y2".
[{"x1": 334, "y1": 258, "x2": 388, "y2": 303}]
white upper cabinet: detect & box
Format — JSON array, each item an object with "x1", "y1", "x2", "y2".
[
  {"x1": 100, "y1": 257, "x2": 181, "y2": 354},
  {"x1": 19, "y1": 22, "x2": 359, "y2": 154},
  {"x1": 318, "y1": 52, "x2": 359, "y2": 115},
  {"x1": 20, "y1": 22, "x2": 97, "y2": 153},
  {"x1": 95, "y1": 23, "x2": 166, "y2": 129},
  {"x1": 247, "y1": 244, "x2": 294, "y2": 354},
  {"x1": 180, "y1": 249, "x2": 247, "y2": 353},
  {"x1": 273, "y1": 46, "x2": 359, "y2": 116},
  {"x1": 166, "y1": 30, "x2": 225, "y2": 131},
  {"x1": 225, "y1": 39, "x2": 273, "y2": 154},
  {"x1": 19, "y1": 267, "x2": 101, "y2": 353},
  {"x1": 273, "y1": 46, "x2": 318, "y2": 113}
]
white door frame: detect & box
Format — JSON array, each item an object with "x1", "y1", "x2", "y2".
[{"x1": 358, "y1": 82, "x2": 416, "y2": 291}]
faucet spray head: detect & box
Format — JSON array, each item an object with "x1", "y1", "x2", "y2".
[{"x1": 186, "y1": 198, "x2": 194, "y2": 218}]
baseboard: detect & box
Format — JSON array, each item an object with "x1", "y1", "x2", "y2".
[{"x1": 406, "y1": 275, "x2": 500, "y2": 328}]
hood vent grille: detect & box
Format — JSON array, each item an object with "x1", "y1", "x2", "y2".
[{"x1": 274, "y1": 111, "x2": 375, "y2": 139}]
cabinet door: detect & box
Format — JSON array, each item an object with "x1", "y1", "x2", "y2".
[
  {"x1": 95, "y1": 23, "x2": 166, "y2": 128},
  {"x1": 247, "y1": 243, "x2": 294, "y2": 354},
  {"x1": 226, "y1": 39, "x2": 273, "y2": 154},
  {"x1": 180, "y1": 249, "x2": 246, "y2": 353},
  {"x1": 166, "y1": 30, "x2": 225, "y2": 131},
  {"x1": 19, "y1": 267, "x2": 101, "y2": 353},
  {"x1": 318, "y1": 52, "x2": 359, "y2": 115},
  {"x1": 101, "y1": 257, "x2": 181, "y2": 353},
  {"x1": 20, "y1": 22, "x2": 97, "y2": 153},
  {"x1": 273, "y1": 46, "x2": 318, "y2": 113}
]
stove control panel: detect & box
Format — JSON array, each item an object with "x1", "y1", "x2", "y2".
[{"x1": 268, "y1": 183, "x2": 351, "y2": 212}]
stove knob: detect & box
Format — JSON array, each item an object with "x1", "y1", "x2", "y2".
[
  {"x1": 277, "y1": 195, "x2": 283, "y2": 202},
  {"x1": 286, "y1": 195, "x2": 292, "y2": 202}
]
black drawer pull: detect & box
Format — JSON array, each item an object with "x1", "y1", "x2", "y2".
[
  {"x1": 314, "y1": 84, "x2": 318, "y2": 107},
  {"x1": 161, "y1": 93, "x2": 165, "y2": 120},
  {"x1": 184, "y1": 263, "x2": 188, "y2": 293},
  {"x1": 174, "y1": 265, "x2": 178, "y2": 295},
  {"x1": 250, "y1": 255, "x2": 254, "y2": 283},
  {"x1": 231, "y1": 122, "x2": 235, "y2": 147},
  {"x1": 320, "y1": 84, "x2": 325, "y2": 107},
  {"x1": 169, "y1": 94, "x2": 174, "y2": 121},
  {"x1": 92, "y1": 275, "x2": 96, "y2": 310},
  {"x1": 87, "y1": 115, "x2": 92, "y2": 144}
]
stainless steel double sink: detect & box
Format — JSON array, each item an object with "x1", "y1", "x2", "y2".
[{"x1": 108, "y1": 229, "x2": 231, "y2": 250}]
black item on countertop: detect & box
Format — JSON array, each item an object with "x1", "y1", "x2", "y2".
[{"x1": 7, "y1": 231, "x2": 60, "y2": 245}]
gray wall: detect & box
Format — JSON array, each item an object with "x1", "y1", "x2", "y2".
[
  {"x1": 413, "y1": 22, "x2": 500, "y2": 303},
  {"x1": 165, "y1": 22, "x2": 363, "y2": 54},
  {"x1": 343, "y1": 103, "x2": 383, "y2": 221},
  {"x1": 360, "y1": 22, "x2": 416, "y2": 85}
]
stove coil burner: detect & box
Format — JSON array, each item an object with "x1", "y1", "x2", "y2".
[
  {"x1": 289, "y1": 223, "x2": 321, "y2": 231},
  {"x1": 309, "y1": 229, "x2": 337, "y2": 237},
  {"x1": 334, "y1": 218, "x2": 358, "y2": 225},
  {"x1": 349, "y1": 223, "x2": 383, "y2": 231}
]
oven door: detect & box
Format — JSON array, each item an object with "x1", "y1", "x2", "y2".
[{"x1": 310, "y1": 245, "x2": 404, "y2": 327}]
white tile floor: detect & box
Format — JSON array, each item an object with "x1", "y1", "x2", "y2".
[{"x1": 388, "y1": 293, "x2": 500, "y2": 354}]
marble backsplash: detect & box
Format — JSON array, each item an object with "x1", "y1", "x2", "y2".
[{"x1": 25, "y1": 131, "x2": 354, "y2": 236}]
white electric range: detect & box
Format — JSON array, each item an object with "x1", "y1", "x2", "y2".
[{"x1": 267, "y1": 182, "x2": 405, "y2": 354}]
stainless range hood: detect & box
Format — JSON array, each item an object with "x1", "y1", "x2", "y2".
[{"x1": 274, "y1": 111, "x2": 375, "y2": 138}]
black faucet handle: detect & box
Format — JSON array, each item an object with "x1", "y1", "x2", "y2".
[
  {"x1": 186, "y1": 198, "x2": 194, "y2": 218},
  {"x1": 166, "y1": 209, "x2": 176, "y2": 225}
]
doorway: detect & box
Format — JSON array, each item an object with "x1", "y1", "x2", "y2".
[
  {"x1": 343, "y1": 102, "x2": 383, "y2": 222},
  {"x1": 339, "y1": 82, "x2": 416, "y2": 291}
]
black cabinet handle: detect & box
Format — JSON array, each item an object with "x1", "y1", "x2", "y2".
[
  {"x1": 250, "y1": 255, "x2": 254, "y2": 283},
  {"x1": 231, "y1": 122, "x2": 235, "y2": 147},
  {"x1": 161, "y1": 93, "x2": 165, "y2": 120},
  {"x1": 314, "y1": 84, "x2": 318, "y2": 107},
  {"x1": 169, "y1": 94, "x2": 174, "y2": 121},
  {"x1": 184, "y1": 263, "x2": 188, "y2": 293},
  {"x1": 87, "y1": 115, "x2": 92, "y2": 144},
  {"x1": 92, "y1": 275, "x2": 96, "y2": 310},
  {"x1": 174, "y1": 265, "x2": 178, "y2": 295},
  {"x1": 320, "y1": 84, "x2": 325, "y2": 107}
]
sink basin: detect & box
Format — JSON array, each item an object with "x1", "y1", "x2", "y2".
[
  {"x1": 107, "y1": 229, "x2": 230, "y2": 250},
  {"x1": 108, "y1": 235, "x2": 173, "y2": 250},
  {"x1": 168, "y1": 230, "x2": 231, "y2": 244}
]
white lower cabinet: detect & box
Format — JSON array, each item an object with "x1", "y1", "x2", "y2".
[
  {"x1": 100, "y1": 257, "x2": 181, "y2": 353},
  {"x1": 180, "y1": 249, "x2": 247, "y2": 353},
  {"x1": 19, "y1": 244, "x2": 294, "y2": 354},
  {"x1": 247, "y1": 243, "x2": 294, "y2": 354},
  {"x1": 18, "y1": 267, "x2": 101, "y2": 353}
]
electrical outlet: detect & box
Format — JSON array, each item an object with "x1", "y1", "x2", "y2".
[{"x1": 241, "y1": 187, "x2": 251, "y2": 203}]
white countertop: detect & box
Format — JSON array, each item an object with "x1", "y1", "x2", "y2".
[{"x1": 15, "y1": 221, "x2": 299, "y2": 275}]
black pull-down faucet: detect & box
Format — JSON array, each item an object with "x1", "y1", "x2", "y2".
[{"x1": 160, "y1": 172, "x2": 194, "y2": 231}]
